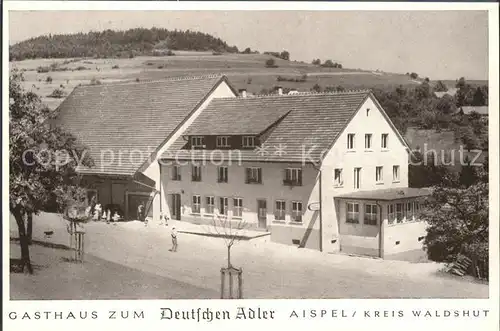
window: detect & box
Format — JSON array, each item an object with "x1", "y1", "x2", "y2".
[
  {"x1": 205, "y1": 196, "x2": 215, "y2": 214},
  {"x1": 414, "y1": 201, "x2": 420, "y2": 219},
  {"x1": 284, "y1": 168, "x2": 302, "y2": 186},
  {"x1": 192, "y1": 165, "x2": 202, "y2": 182},
  {"x1": 347, "y1": 134, "x2": 355, "y2": 150},
  {"x1": 192, "y1": 195, "x2": 201, "y2": 214},
  {"x1": 376, "y1": 166, "x2": 383, "y2": 183},
  {"x1": 171, "y1": 165, "x2": 181, "y2": 181},
  {"x1": 219, "y1": 197, "x2": 228, "y2": 216},
  {"x1": 354, "y1": 167, "x2": 361, "y2": 189},
  {"x1": 334, "y1": 168, "x2": 343, "y2": 187},
  {"x1": 381, "y1": 134, "x2": 389, "y2": 149},
  {"x1": 242, "y1": 136, "x2": 255, "y2": 148},
  {"x1": 275, "y1": 200, "x2": 286, "y2": 221},
  {"x1": 396, "y1": 203, "x2": 404, "y2": 223},
  {"x1": 406, "y1": 202, "x2": 413, "y2": 220},
  {"x1": 291, "y1": 201, "x2": 303, "y2": 223},
  {"x1": 245, "y1": 167, "x2": 262, "y2": 184},
  {"x1": 233, "y1": 198, "x2": 243, "y2": 218},
  {"x1": 346, "y1": 202, "x2": 360, "y2": 223},
  {"x1": 364, "y1": 204, "x2": 378, "y2": 225},
  {"x1": 191, "y1": 136, "x2": 205, "y2": 148},
  {"x1": 387, "y1": 204, "x2": 395, "y2": 225},
  {"x1": 216, "y1": 136, "x2": 230, "y2": 148},
  {"x1": 217, "y1": 166, "x2": 228, "y2": 183},
  {"x1": 393, "y1": 165, "x2": 400, "y2": 182},
  {"x1": 365, "y1": 134, "x2": 372, "y2": 149},
  {"x1": 366, "y1": 108, "x2": 370, "y2": 116}
]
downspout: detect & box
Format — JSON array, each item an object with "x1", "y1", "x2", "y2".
[
  {"x1": 376, "y1": 200, "x2": 383, "y2": 258},
  {"x1": 312, "y1": 162, "x2": 323, "y2": 252},
  {"x1": 158, "y1": 160, "x2": 163, "y2": 216}
]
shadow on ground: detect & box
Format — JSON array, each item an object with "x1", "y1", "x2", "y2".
[{"x1": 10, "y1": 241, "x2": 219, "y2": 300}]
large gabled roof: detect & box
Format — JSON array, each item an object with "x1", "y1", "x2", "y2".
[
  {"x1": 55, "y1": 74, "x2": 232, "y2": 176},
  {"x1": 163, "y1": 90, "x2": 372, "y2": 164}
]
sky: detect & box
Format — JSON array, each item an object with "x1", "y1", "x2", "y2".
[{"x1": 9, "y1": 10, "x2": 489, "y2": 80}]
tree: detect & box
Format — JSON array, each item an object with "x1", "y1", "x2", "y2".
[
  {"x1": 455, "y1": 77, "x2": 470, "y2": 107},
  {"x1": 415, "y1": 81, "x2": 431, "y2": 100},
  {"x1": 459, "y1": 157, "x2": 478, "y2": 187},
  {"x1": 410, "y1": 72, "x2": 419, "y2": 79},
  {"x1": 242, "y1": 47, "x2": 252, "y2": 54},
  {"x1": 312, "y1": 59, "x2": 321, "y2": 65},
  {"x1": 472, "y1": 87, "x2": 486, "y2": 106},
  {"x1": 322, "y1": 59, "x2": 335, "y2": 68},
  {"x1": 435, "y1": 80, "x2": 448, "y2": 92},
  {"x1": 422, "y1": 169, "x2": 488, "y2": 264},
  {"x1": 208, "y1": 214, "x2": 248, "y2": 268},
  {"x1": 280, "y1": 50, "x2": 290, "y2": 61},
  {"x1": 311, "y1": 84, "x2": 322, "y2": 93},
  {"x1": 9, "y1": 71, "x2": 92, "y2": 273}
]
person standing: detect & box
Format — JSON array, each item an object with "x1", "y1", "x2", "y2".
[
  {"x1": 171, "y1": 226, "x2": 178, "y2": 252},
  {"x1": 137, "y1": 203, "x2": 146, "y2": 226}
]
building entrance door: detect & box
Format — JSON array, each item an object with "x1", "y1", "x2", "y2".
[
  {"x1": 257, "y1": 199, "x2": 267, "y2": 229},
  {"x1": 170, "y1": 194, "x2": 181, "y2": 220}
]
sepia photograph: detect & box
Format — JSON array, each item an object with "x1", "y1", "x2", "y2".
[{"x1": 5, "y1": 6, "x2": 495, "y2": 307}]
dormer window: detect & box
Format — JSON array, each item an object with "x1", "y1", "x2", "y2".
[
  {"x1": 242, "y1": 136, "x2": 255, "y2": 148},
  {"x1": 191, "y1": 136, "x2": 205, "y2": 148},
  {"x1": 216, "y1": 136, "x2": 230, "y2": 148}
]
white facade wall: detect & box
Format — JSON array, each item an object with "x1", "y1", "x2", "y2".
[
  {"x1": 139, "y1": 81, "x2": 236, "y2": 222},
  {"x1": 161, "y1": 161, "x2": 319, "y2": 230},
  {"x1": 320, "y1": 96, "x2": 410, "y2": 253}
]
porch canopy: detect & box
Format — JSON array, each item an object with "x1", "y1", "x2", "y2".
[{"x1": 336, "y1": 187, "x2": 431, "y2": 201}]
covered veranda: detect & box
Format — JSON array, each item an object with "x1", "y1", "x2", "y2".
[{"x1": 335, "y1": 187, "x2": 431, "y2": 258}]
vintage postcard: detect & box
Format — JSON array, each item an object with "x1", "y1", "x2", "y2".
[{"x1": 3, "y1": 2, "x2": 499, "y2": 331}]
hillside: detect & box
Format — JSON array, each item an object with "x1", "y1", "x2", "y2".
[
  {"x1": 10, "y1": 52, "x2": 425, "y2": 111},
  {"x1": 9, "y1": 28, "x2": 242, "y2": 61}
]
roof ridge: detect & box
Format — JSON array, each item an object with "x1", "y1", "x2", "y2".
[
  {"x1": 75, "y1": 74, "x2": 224, "y2": 89},
  {"x1": 219, "y1": 89, "x2": 371, "y2": 100}
]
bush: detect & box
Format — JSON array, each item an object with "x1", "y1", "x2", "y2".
[
  {"x1": 311, "y1": 84, "x2": 322, "y2": 92},
  {"x1": 45, "y1": 76, "x2": 53, "y2": 83},
  {"x1": 212, "y1": 51, "x2": 222, "y2": 56},
  {"x1": 166, "y1": 50, "x2": 175, "y2": 56},
  {"x1": 89, "y1": 78, "x2": 101, "y2": 85},
  {"x1": 111, "y1": 65, "x2": 119, "y2": 69},
  {"x1": 75, "y1": 66, "x2": 88, "y2": 71},
  {"x1": 157, "y1": 65, "x2": 164, "y2": 69},
  {"x1": 37, "y1": 66, "x2": 50, "y2": 73},
  {"x1": 410, "y1": 72, "x2": 419, "y2": 79},
  {"x1": 422, "y1": 176, "x2": 488, "y2": 277},
  {"x1": 265, "y1": 58, "x2": 278, "y2": 68},
  {"x1": 47, "y1": 88, "x2": 65, "y2": 98}
]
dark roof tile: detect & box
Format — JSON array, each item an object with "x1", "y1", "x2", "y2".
[{"x1": 55, "y1": 75, "x2": 228, "y2": 175}]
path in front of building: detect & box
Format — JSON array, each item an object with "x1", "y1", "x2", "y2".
[{"x1": 9, "y1": 213, "x2": 488, "y2": 299}]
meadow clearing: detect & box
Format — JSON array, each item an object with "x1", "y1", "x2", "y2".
[{"x1": 10, "y1": 52, "x2": 422, "y2": 110}]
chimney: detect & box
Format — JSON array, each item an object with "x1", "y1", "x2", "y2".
[
  {"x1": 277, "y1": 86, "x2": 283, "y2": 95},
  {"x1": 238, "y1": 89, "x2": 247, "y2": 98}
]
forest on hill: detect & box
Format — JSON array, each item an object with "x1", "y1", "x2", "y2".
[{"x1": 9, "y1": 28, "x2": 244, "y2": 61}]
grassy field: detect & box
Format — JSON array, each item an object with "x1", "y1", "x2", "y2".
[{"x1": 10, "y1": 52, "x2": 428, "y2": 110}]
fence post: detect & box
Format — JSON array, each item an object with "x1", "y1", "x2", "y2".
[
  {"x1": 238, "y1": 268, "x2": 243, "y2": 299},
  {"x1": 220, "y1": 269, "x2": 225, "y2": 299}
]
